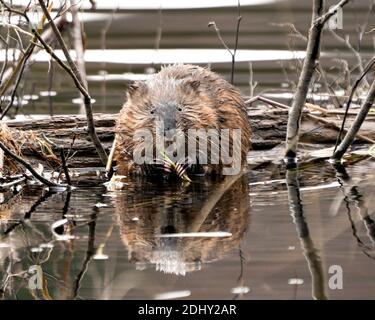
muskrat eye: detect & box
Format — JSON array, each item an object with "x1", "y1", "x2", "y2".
[{"x1": 177, "y1": 107, "x2": 183, "y2": 111}]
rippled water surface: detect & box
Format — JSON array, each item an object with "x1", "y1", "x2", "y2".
[{"x1": 1, "y1": 159, "x2": 375, "y2": 299}]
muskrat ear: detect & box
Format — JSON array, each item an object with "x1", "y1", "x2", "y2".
[
  {"x1": 127, "y1": 81, "x2": 146, "y2": 97},
  {"x1": 188, "y1": 80, "x2": 200, "y2": 91}
]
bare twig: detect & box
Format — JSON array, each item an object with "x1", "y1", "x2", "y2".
[
  {"x1": 0, "y1": 42, "x2": 35, "y2": 102},
  {"x1": 1, "y1": 22, "x2": 34, "y2": 38},
  {"x1": 248, "y1": 62, "x2": 257, "y2": 97},
  {"x1": 70, "y1": 0, "x2": 88, "y2": 115},
  {"x1": 0, "y1": 176, "x2": 26, "y2": 190},
  {"x1": 274, "y1": 21, "x2": 342, "y2": 109},
  {"x1": 316, "y1": 0, "x2": 351, "y2": 25},
  {"x1": 270, "y1": 22, "x2": 308, "y2": 42},
  {"x1": 247, "y1": 95, "x2": 375, "y2": 144},
  {"x1": 37, "y1": 0, "x2": 108, "y2": 165},
  {"x1": 0, "y1": 14, "x2": 67, "y2": 93},
  {"x1": 0, "y1": 47, "x2": 32, "y2": 119},
  {"x1": 316, "y1": 63, "x2": 342, "y2": 109},
  {"x1": 357, "y1": 0, "x2": 373, "y2": 51},
  {"x1": 329, "y1": 29, "x2": 369, "y2": 87},
  {"x1": 0, "y1": 140, "x2": 66, "y2": 188},
  {"x1": 0, "y1": 13, "x2": 11, "y2": 86},
  {"x1": 285, "y1": 0, "x2": 325, "y2": 160},
  {"x1": 332, "y1": 73, "x2": 375, "y2": 160},
  {"x1": 154, "y1": 6, "x2": 163, "y2": 51},
  {"x1": 285, "y1": 0, "x2": 351, "y2": 160},
  {"x1": 333, "y1": 56, "x2": 375, "y2": 152},
  {"x1": 232, "y1": 0, "x2": 242, "y2": 85},
  {"x1": 105, "y1": 135, "x2": 117, "y2": 173},
  {"x1": 208, "y1": 0, "x2": 242, "y2": 84},
  {"x1": 47, "y1": 55, "x2": 54, "y2": 117},
  {"x1": 0, "y1": 0, "x2": 54, "y2": 117},
  {"x1": 59, "y1": 148, "x2": 71, "y2": 186},
  {"x1": 365, "y1": 27, "x2": 375, "y2": 34},
  {"x1": 100, "y1": 7, "x2": 117, "y2": 110}
]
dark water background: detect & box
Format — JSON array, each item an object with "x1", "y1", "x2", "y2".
[{"x1": 1, "y1": 0, "x2": 375, "y2": 300}]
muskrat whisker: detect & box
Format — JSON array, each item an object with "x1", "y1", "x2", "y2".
[{"x1": 160, "y1": 150, "x2": 191, "y2": 182}]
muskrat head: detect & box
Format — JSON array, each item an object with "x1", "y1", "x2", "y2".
[
  {"x1": 141, "y1": 76, "x2": 216, "y2": 132},
  {"x1": 116, "y1": 78, "x2": 221, "y2": 176}
]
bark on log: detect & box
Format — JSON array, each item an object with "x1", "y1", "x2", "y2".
[{"x1": 4, "y1": 107, "x2": 375, "y2": 167}]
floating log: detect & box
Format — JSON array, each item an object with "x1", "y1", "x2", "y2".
[{"x1": 3, "y1": 105, "x2": 375, "y2": 167}]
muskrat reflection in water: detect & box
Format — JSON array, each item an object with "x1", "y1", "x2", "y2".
[
  {"x1": 113, "y1": 64, "x2": 251, "y2": 177},
  {"x1": 113, "y1": 174, "x2": 250, "y2": 275}
]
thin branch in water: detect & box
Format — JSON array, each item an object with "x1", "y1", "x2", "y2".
[
  {"x1": 285, "y1": 0, "x2": 325, "y2": 161},
  {"x1": 329, "y1": 29, "x2": 369, "y2": 88},
  {"x1": 0, "y1": 42, "x2": 35, "y2": 102},
  {"x1": 332, "y1": 70, "x2": 375, "y2": 160},
  {"x1": 357, "y1": 0, "x2": 374, "y2": 51},
  {"x1": 232, "y1": 0, "x2": 242, "y2": 85},
  {"x1": 333, "y1": 56, "x2": 375, "y2": 153},
  {"x1": 270, "y1": 22, "x2": 308, "y2": 42},
  {"x1": 285, "y1": 0, "x2": 351, "y2": 160},
  {"x1": 2, "y1": 189, "x2": 55, "y2": 236},
  {"x1": 208, "y1": 22, "x2": 232, "y2": 53},
  {"x1": 315, "y1": 0, "x2": 351, "y2": 25},
  {"x1": 37, "y1": 0, "x2": 108, "y2": 165},
  {"x1": 100, "y1": 6, "x2": 117, "y2": 110},
  {"x1": 208, "y1": 0, "x2": 242, "y2": 85},
  {"x1": 70, "y1": 0, "x2": 89, "y2": 115},
  {"x1": 248, "y1": 62, "x2": 257, "y2": 97},
  {"x1": 59, "y1": 147, "x2": 71, "y2": 186},
  {"x1": 0, "y1": 48, "x2": 32, "y2": 119},
  {"x1": 0, "y1": 21, "x2": 10, "y2": 86},
  {"x1": 0, "y1": 140, "x2": 66, "y2": 188},
  {"x1": 365, "y1": 27, "x2": 375, "y2": 34},
  {"x1": 154, "y1": 6, "x2": 163, "y2": 51},
  {"x1": 0, "y1": 0, "x2": 53, "y2": 112},
  {"x1": 0, "y1": 1, "x2": 67, "y2": 93},
  {"x1": 72, "y1": 209, "x2": 98, "y2": 299},
  {"x1": 47, "y1": 56, "x2": 54, "y2": 117},
  {"x1": 286, "y1": 168, "x2": 327, "y2": 300}
]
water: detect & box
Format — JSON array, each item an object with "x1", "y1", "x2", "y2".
[{"x1": 1, "y1": 159, "x2": 375, "y2": 299}]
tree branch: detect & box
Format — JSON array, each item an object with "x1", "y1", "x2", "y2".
[
  {"x1": 37, "y1": 0, "x2": 108, "y2": 165},
  {"x1": 316, "y1": 0, "x2": 350, "y2": 26},
  {"x1": 0, "y1": 140, "x2": 66, "y2": 188},
  {"x1": 285, "y1": 0, "x2": 351, "y2": 160},
  {"x1": 333, "y1": 56, "x2": 375, "y2": 153},
  {"x1": 332, "y1": 75, "x2": 375, "y2": 160},
  {"x1": 285, "y1": 0, "x2": 325, "y2": 160}
]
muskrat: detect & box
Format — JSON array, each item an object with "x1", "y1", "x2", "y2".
[{"x1": 114, "y1": 64, "x2": 251, "y2": 177}]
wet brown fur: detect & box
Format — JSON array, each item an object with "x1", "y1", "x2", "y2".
[{"x1": 114, "y1": 64, "x2": 251, "y2": 176}]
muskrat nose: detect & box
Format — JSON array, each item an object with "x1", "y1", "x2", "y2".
[
  {"x1": 159, "y1": 104, "x2": 177, "y2": 131},
  {"x1": 164, "y1": 118, "x2": 176, "y2": 131}
]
